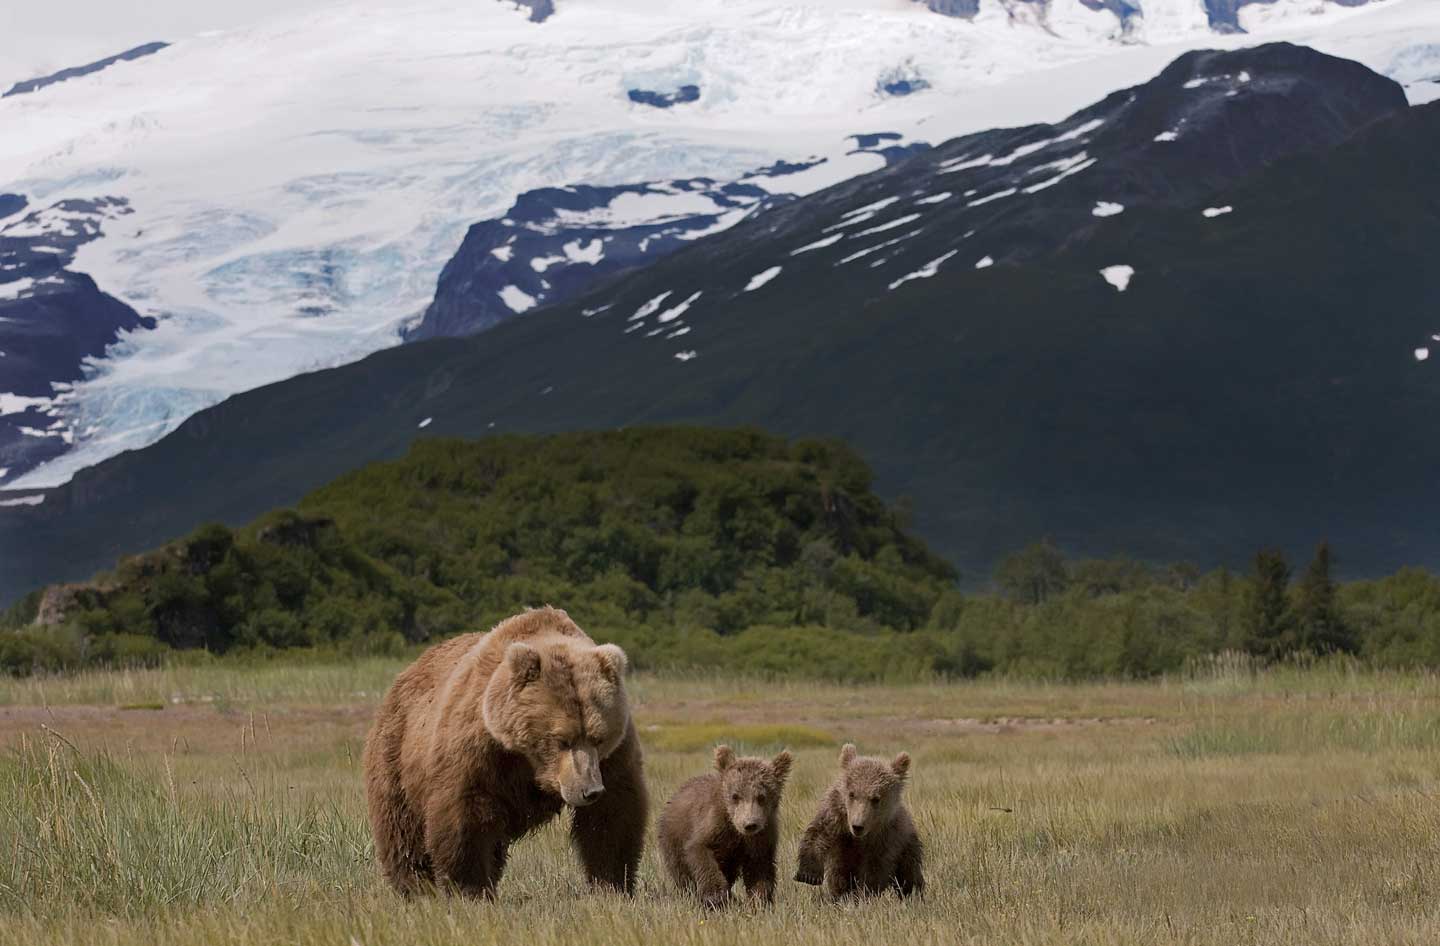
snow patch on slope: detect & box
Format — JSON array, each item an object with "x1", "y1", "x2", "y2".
[
  {"x1": 889, "y1": 250, "x2": 959, "y2": 290},
  {"x1": 631, "y1": 291, "x2": 674, "y2": 321},
  {"x1": 657, "y1": 290, "x2": 702, "y2": 323},
  {"x1": 744, "y1": 266, "x2": 782, "y2": 291},
  {"x1": 1100, "y1": 264, "x2": 1135, "y2": 291},
  {"x1": 0, "y1": 493, "x2": 44, "y2": 507},
  {"x1": 499, "y1": 285, "x2": 538, "y2": 313}
]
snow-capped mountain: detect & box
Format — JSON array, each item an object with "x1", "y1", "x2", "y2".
[
  {"x1": 0, "y1": 0, "x2": 1436, "y2": 491},
  {"x1": 5, "y1": 42, "x2": 1437, "y2": 601},
  {"x1": 407, "y1": 137, "x2": 923, "y2": 341},
  {"x1": 417, "y1": 42, "x2": 1406, "y2": 348}
]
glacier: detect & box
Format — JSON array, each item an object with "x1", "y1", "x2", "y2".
[{"x1": 0, "y1": 0, "x2": 1436, "y2": 489}]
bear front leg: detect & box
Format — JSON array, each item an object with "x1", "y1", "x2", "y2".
[
  {"x1": 793, "y1": 840, "x2": 825, "y2": 887},
  {"x1": 492, "y1": 839, "x2": 511, "y2": 888},
  {"x1": 794, "y1": 809, "x2": 835, "y2": 886},
  {"x1": 741, "y1": 847, "x2": 777, "y2": 905},
  {"x1": 424, "y1": 795, "x2": 505, "y2": 899},
  {"x1": 894, "y1": 835, "x2": 925, "y2": 899},
  {"x1": 570, "y1": 722, "x2": 648, "y2": 894},
  {"x1": 682, "y1": 840, "x2": 732, "y2": 908},
  {"x1": 823, "y1": 861, "x2": 855, "y2": 901}
]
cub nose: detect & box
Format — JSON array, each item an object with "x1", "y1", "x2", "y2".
[
  {"x1": 581, "y1": 786, "x2": 605, "y2": 804},
  {"x1": 743, "y1": 821, "x2": 762, "y2": 835},
  {"x1": 850, "y1": 823, "x2": 866, "y2": 836}
]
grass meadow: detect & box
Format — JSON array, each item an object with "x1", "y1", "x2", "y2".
[{"x1": 2, "y1": 660, "x2": 1439, "y2": 945}]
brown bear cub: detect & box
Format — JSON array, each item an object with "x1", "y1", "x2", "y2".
[
  {"x1": 794, "y1": 744, "x2": 924, "y2": 899},
  {"x1": 362, "y1": 607, "x2": 647, "y2": 899},
  {"x1": 658, "y1": 745, "x2": 792, "y2": 907}
]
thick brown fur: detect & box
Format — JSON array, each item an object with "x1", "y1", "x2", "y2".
[
  {"x1": 794, "y1": 744, "x2": 924, "y2": 899},
  {"x1": 658, "y1": 745, "x2": 792, "y2": 908},
  {"x1": 362, "y1": 606, "x2": 648, "y2": 898}
]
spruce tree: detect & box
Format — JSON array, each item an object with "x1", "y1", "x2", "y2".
[
  {"x1": 1294, "y1": 541, "x2": 1356, "y2": 655},
  {"x1": 1244, "y1": 548, "x2": 1294, "y2": 661}
]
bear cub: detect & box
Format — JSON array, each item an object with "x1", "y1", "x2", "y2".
[
  {"x1": 658, "y1": 745, "x2": 792, "y2": 907},
  {"x1": 794, "y1": 743, "x2": 924, "y2": 899}
]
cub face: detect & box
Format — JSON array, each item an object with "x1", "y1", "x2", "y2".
[
  {"x1": 713, "y1": 745, "x2": 792, "y2": 837},
  {"x1": 838, "y1": 743, "x2": 910, "y2": 839},
  {"x1": 483, "y1": 640, "x2": 631, "y2": 808}
]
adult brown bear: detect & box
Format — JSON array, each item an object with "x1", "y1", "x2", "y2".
[{"x1": 363, "y1": 607, "x2": 647, "y2": 897}]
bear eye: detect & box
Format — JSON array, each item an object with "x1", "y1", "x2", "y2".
[
  {"x1": 870, "y1": 795, "x2": 880, "y2": 805},
  {"x1": 731, "y1": 793, "x2": 741, "y2": 803},
  {"x1": 756, "y1": 794, "x2": 766, "y2": 804},
  {"x1": 847, "y1": 792, "x2": 855, "y2": 801}
]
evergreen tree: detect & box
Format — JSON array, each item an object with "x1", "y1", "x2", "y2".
[
  {"x1": 1244, "y1": 548, "x2": 1294, "y2": 661},
  {"x1": 1294, "y1": 541, "x2": 1356, "y2": 655}
]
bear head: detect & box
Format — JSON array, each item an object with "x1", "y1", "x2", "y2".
[
  {"x1": 837, "y1": 743, "x2": 910, "y2": 840},
  {"x1": 713, "y1": 745, "x2": 791, "y2": 837},
  {"x1": 482, "y1": 638, "x2": 631, "y2": 808}
]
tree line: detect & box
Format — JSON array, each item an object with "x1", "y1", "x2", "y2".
[{"x1": 1, "y1": 428, "x2": 1437, "y2": 681}]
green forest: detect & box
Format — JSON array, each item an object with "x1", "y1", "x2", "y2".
[{"x1": 4, "y1": 428, "x2": 1439, "y2": 681}]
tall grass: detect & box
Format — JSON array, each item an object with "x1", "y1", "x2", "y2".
[
  {"x1": 0, "y1": 734, "x2": 369, "y2": 917},
  {"x1": 0, "y1": 658, "x2": 408, "y2": 708}
]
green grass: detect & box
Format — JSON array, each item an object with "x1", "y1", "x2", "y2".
[{"x1": 3, "y1": 663, "x2": 1440, "y2": 945}]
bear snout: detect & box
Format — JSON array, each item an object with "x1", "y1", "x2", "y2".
[
  {"x1": 742, "y1": 820, "x2": 762, "y2": 835},
  {"x1": 850, "y1": 822, "x2": 867, "y2": 837},
  {"x1": 558, "y1": 745, "x2": 606, "y2": 807},
  {"x1": 560, "y1": 777, "x2": 605, "y2": 807}
]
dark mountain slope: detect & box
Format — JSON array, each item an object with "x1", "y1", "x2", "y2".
[
  {"x1": 1, "y1": 45, "x2": 1434, "y2": 600},
  {"x1": 3, "y1": 42, "x2": 170, "y2": 98}
]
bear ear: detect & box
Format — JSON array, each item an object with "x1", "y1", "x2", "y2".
[
  {"x1": 771, "y1": 750, "x2": 792, "y2": 784},
  {"x1": 714, "y1": 745, "x2": 735, "y2": 772},
  {"x1": 505, "y1": 642, "x2": 542, "y2": 686},
  {"x1": 891, "y1": 752, "x2": 912, "y2": 780},
  {"x1": 593, "y1": 643, "x2": 628, "y2": 681},
  {"x1": 839, "y1": 744, "x2": 857, "y2": 768}
]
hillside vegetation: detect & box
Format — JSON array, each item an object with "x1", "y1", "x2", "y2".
[{"x1": 4, "y1": 427, "x2": 1440, "y2": 680}]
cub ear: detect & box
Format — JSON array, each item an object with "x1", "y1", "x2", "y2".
[
  {"x1": 891, "y1": 751, "x2": 912, "y2": 780},
  {"x1": 771, "y1": 749, "x2": 792, "y2": 784},
  {"x1": 714, "y1": 745, "x2": 736, "y2": 772},
  {"x1": 593, "y1": 643, "x2": 628, "y2": 680},
  {"x1": 839, "y1": 744, "x2": 857, "y2": 768},
  {"x1": 504, "y1": 642, "x2": 542, "y2": 686}
]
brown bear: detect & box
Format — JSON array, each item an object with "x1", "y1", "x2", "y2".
[
  {"x1": 658, "y1": 745, "x2": 792, "y2": 907},
  {"x1": 794, "y1": 743, "x2": 923, "y2": 899},
  {"x1": 362, "y1": 606, "x2": 648, "y2": 898}
]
